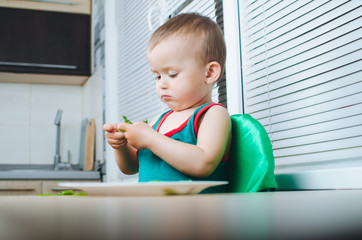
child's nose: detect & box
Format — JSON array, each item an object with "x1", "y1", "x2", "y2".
[{"x1": 158, "y1": 76, "x2": 169, "y2": 89}]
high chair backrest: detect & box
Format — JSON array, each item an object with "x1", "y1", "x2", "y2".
[{"x1": 228, "y1": 114, "x2": 278, "y2": 193}]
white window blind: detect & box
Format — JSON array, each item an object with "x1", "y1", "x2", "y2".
[
  {"x1": 238, "y1": 0, "x2": 362, "y2": 170},
  {"x1": 115, "y1": 0, "x2": 226, "y2": 123}
]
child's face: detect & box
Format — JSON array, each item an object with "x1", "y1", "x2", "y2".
[{"x1": 147, "y1": 35, "x2": 213, "y2": 111}]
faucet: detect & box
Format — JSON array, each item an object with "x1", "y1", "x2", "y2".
[
  {"x1": 53, "y1": 109, "x2": 73, "y2": 171},
  {"x1": 54, "y1": 109, "x2": 62, "y2": 170}
]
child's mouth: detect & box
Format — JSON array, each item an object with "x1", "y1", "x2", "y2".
[{"x1": 161, "y1": 95, "x2": 171, "y2": 101}]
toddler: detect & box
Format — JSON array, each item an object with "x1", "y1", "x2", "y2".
[{"x1": 103, "y1": 13, "x2": 231, "y2": 192}]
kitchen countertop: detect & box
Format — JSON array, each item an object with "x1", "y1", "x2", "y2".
[
  {"x1": 1, "y1": 189, "x2": 362, "y2": 240},
  {"x1": 0, "y1": 170, "x2": 100, "y2": 180},
  {"x1": 0, "y1": 164, "x2": 101, "y2": 180}
]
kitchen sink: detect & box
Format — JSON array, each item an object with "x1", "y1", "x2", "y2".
[
  {"x1": 0, "y1": 164, "x2": 76, "y2": 171},
  {"x1": 0, "y1": 164, "x2": 100, "y2": 180}
]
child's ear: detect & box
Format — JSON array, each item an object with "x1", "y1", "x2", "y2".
[{"x1": 205, "y1": 61, "x2": 222, "y2": 84}]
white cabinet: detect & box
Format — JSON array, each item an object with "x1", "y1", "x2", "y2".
[
  {"x1": 0, "y1": 180, "x2": 42, "y2": 195},
  {"x1": 0, "y1": 180, "x2": 99, "y2": 195}
]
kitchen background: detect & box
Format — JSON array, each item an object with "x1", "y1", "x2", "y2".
[{"x1": 0, "y1": 0, "x2": 105, "y2": 170}]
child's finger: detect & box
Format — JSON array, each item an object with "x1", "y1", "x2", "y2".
[
  {"x1": 117, "y1": 122, "x2": 130, "y2": 132},
  {"x1": 103, "y1": 123, "x2": 117, "y2": 132},
  {"x1": 107, "y1": 138, "x2": 128, "y2": 149},
  {"x1": 107, "y1": 137, "x2": 127, "y2": 145},
  {"x1": 105, "y1": 129, "x2": 124, "y2": 139}
]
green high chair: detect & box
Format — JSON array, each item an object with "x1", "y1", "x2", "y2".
[{"x1": 228, "y1": 114, "x2": 278, "y2": 193}]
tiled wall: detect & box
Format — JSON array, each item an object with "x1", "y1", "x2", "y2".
[
  {"x1": 0, "y1": 69, "x2": 104, "y2": 166},
  {"x1": 0, "y1": 82, "x2": 82, "y2": 165}
]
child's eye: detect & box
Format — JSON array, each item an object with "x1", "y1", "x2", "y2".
[
  {"x1": 169, "y1": 73, "x2": 178, "y2": 78},
  {"x1": 154, "y1": 75, "x2": 161, "y2": 80}
]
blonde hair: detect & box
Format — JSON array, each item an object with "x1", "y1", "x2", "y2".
[{"x1": 148, "y1": 13, "x2": 226, "y2": 79}]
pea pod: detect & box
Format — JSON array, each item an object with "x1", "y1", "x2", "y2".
[
  {"x1": 117, "y1": 115, "x2": 148, "y2": 132},
  {"x1": 37, "y1": 190, "x2": 88, "y2": 196},
  {"x1": 122, "y1": 115, "x2": 133, "y2": 124}
]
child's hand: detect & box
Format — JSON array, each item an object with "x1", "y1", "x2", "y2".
[
  {"x1": 103, "y1": 123, "x2": 128, "y2": 149},
  {"x1": 118, "y1": 121, "x2": 154, "y2": 149}
]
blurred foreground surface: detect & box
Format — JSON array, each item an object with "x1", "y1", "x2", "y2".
[{"x1": 1, "y1": 190, "x2": 362, "y2": 240}]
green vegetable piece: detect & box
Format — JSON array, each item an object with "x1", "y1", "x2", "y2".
[
  {"x1": 122, "y1": 115, "x2": 132, "y2": 124},
  {"x1": 118, "y1": 115, "x2": 147, "y2": 130},
  {"x1": 117, "y1": 115, "x2": 131, "y2": 132},
  {"x1": 73, "y1": 192, "x2": 88, "y2": 196},
  {"x1": 37, "y1": 189, "x2": 88, "y2": 196},
  {"x1": 163, "y1": 188, "x2": 177, "y2": 195},
  {"x1": 59, "y1": 190, "x2": 74, "y2": 195}
]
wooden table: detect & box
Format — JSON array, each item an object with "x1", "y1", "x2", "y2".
[{"x1": 1, "y1": 190, "x2": 362, "y2": 240}]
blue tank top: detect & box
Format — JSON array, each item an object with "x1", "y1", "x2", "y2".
[{"x1": 137, "y1": 102, "x2": 228, "y2": 193}]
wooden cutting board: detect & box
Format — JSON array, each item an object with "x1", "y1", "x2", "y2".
[{"x1": 84, "y1": 118, "x2": 96, "y2": 171}]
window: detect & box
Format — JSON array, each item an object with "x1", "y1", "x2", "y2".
[{"x1": 236, "y1": 0, "x2": 362, "y2": 172}]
